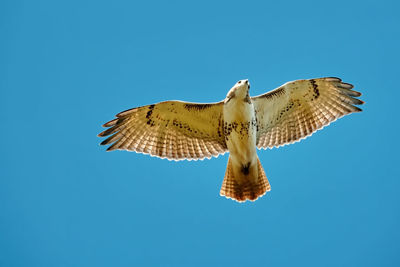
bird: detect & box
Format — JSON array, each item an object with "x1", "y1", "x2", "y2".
[{"x1": 98, "y1": 77, "x2": 363, "y2": 202}]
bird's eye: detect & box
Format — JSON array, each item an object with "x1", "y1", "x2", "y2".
[{"x1": 238, "y1": 81, "x2": 242, "y2": 84}]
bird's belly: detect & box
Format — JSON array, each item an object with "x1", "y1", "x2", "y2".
[
  {"x1": 223, "y1": 103, "x2": 257, "y2": 165},
  {"x1": 226, "y1": 131, "x2": 257, "y2": 164}
]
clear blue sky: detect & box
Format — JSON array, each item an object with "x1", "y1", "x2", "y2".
[{"x1": 1, "y1": 0, "x2": 399, "y2": 266}]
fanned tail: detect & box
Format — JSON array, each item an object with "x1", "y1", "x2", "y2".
[{"x1": 220, "y1": 156, "x2": 270, "y2": 202}]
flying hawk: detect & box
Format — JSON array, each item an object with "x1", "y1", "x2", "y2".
[{"x1": 98, "y1": 77, "x2": 363, "y2": 202}]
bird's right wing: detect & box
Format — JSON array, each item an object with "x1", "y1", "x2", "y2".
[
  {"x1": 252, "y1": 77, "x2": 364, "y2": 149},
  {"x1": 98, "y1": 100, "x2": 227, "y2": 161}
]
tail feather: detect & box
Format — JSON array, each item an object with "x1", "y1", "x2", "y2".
[{"x1": 220, "y1": 156, "x2": 271, "y2": 202}]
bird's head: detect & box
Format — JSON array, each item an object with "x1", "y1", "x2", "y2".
[{"x1": 225, "y1": 79, "x2": 250, "y2": 102}]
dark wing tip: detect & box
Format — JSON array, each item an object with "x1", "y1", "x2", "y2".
[
  {"x1": 106, "y1": 143, "x2": 119, "y2": 151},
  {"x1": 116, "y1": 107, "x2": 138, "y2": 117},
  {"x1": 98, "y1": 126, "x2": 119, "y2": 137},
  {"x1": 350, "y1": 98, "x2": 365, "y2": 105},
  {"x1": 100, "y1": 139, "x2": 109, "y2": 146},
  {"x1": 338, "y1": 82, "x2": 354, "y2": 89},
  {"x1": 103, "y1": 118, "x2": 118, "y2": 127},
  {"x1": 325, "y1": 77, "x2": 342, "y2": 82}
]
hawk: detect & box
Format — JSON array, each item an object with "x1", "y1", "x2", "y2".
[{"x1": 98, "y1": 77, "x2": 363, "y2": 202}]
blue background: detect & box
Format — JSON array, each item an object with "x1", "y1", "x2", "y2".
[{"x1": 1, "y1": 0, "x2": 399, "y2": 266}]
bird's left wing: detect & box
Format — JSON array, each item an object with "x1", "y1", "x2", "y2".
[
  {"x1": 252, "y1": 77, "x2": 364, "y2": 149},
  {"x1": 98, "y1": 100, "x2": 227, "y2": 161}
]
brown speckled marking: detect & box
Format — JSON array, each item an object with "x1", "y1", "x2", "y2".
[
  {"x1": 276, "y1": 100, "x2": 295, "y2": 121},
  {"x1": 224, "y1": 122, "x2": 233, "y2": 140},
  {"x1": 217, "y1": 117, "x2": 224, "y2": 138},
  {"x1": 239, "y1": 122, "x2": 249, "y2": 135},
  {"x1": 260, "y1": 87, "x2": 285, "y2": 99},
  {"x1": 310, "y1": 79, "x2": 320, "y2": 99},
  {"x1": 171, "y1": 118, "x2": 196, "y2": 134},
  {"x1": 293, "y1": 99, "x2": 302, "y2": 107},
  {"x1": 146, "y1": 120, "x2": 156, "y2": 126},
  {"x1": 146, "y1": 105, "x2": 154, "y2": 118},
  {"x1": 146, "y1": 104, "x2": 156, "y2": 126},
  {"x1": 184, "y1": 103, "x2": 213, "y2": 111},
  {"x1": 244, "y1": 93, "x2": 252, "y2": 104},
  {"x1": 241, "y1": 162, "x2": 251, "y2": 175},
  {"x1": 224, "y1": 122, "x2": 240, "y2": 136}
]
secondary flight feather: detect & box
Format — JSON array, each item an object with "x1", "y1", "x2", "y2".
[{"x1": 98, "y1": 77, "x2": 364, "y2": 202}]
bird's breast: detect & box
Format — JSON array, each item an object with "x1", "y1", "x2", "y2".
[{"x1": 223, "y1": 99, "x2": 257, "y2": 164}]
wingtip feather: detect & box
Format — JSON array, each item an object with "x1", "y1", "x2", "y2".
[
  {"x1": 117, "y1": 107, "x2": 137, "y2": 117},
  {"x1": 103, "y1": 119, "x2": 118, "y2": 127},
  {"x1": 325, "y1": 77, "x2": 342, "y2": 82},
  {"x1": 338, "y1": 82, "x2": 354, "y2": 89},
  {"x1": 349, "y1": 97, "x2": 364, "y2": 105},
  {"x1": 100, "y1": 139, "x2": 109, "y2": 146}
]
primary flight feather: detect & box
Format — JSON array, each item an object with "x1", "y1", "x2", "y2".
[{"x1": 98, "y1": 77, "x2": 363, "y2": 202}]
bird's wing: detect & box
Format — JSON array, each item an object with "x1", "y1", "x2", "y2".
[
  {"x1": 252, "y1": 77, "x2": 364, "y2": 149},
  {"x1": 98, "y1": 100, "x2": 227, "y2": 160}
]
